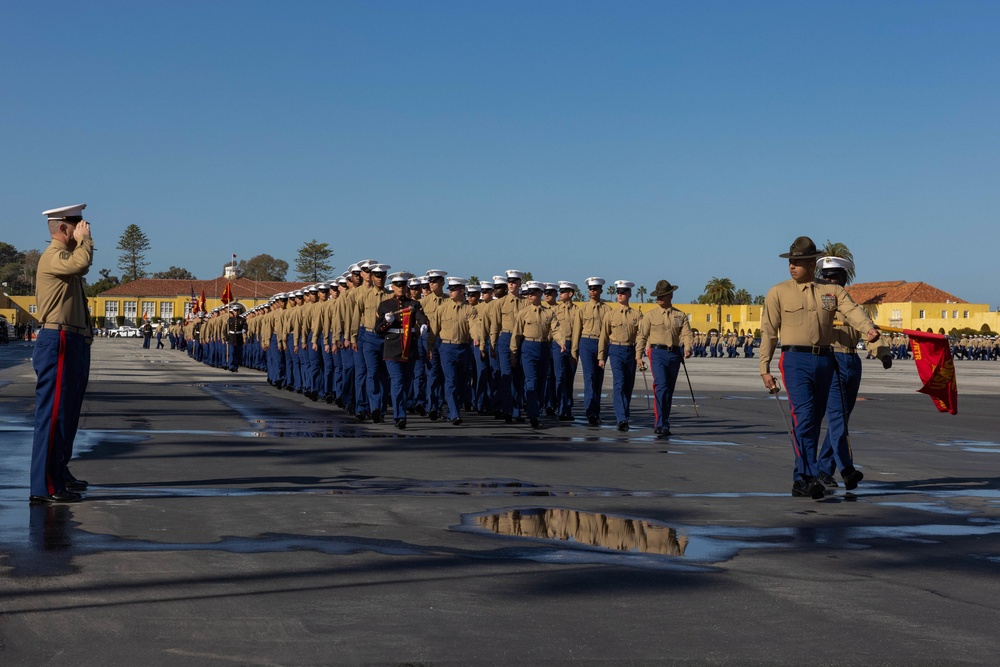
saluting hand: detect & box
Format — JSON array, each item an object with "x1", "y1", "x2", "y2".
[{"x1": 74, "y1": 220, "x2": 91, "y2": 241}]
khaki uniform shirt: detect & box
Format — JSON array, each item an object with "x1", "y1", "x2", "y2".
[
  {"x1": 511, "y1": 303, "x2": 564, "y2": 352},
  {"x1": 35, "y1": 235, "x2": 95, "y2": 335},
  {"x1": 598, "y1": 304, "x2": 642, "y2": 358},
  {"x1": 490, "y1": 293, "x2": 526, "y2": 347},
  {"x1": 635, "y1": 306, "x2": 693, "y2": 356},
  {"x1": 577, "y1": 299, "x2": 608, "y2": 340},
  {"x1": 759, "y1": 279, "x2": 876, "y2": 376},
  {"x1": 552, "y1": 301, "x2": 581, "y2": 347},
  {"x1": 431, "y1": 299, "x2": 478, "y2": 345}
]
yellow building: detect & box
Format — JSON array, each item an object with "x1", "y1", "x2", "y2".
[{"x1": 91, "y1": 276, "x2": 312, "y2": 326}]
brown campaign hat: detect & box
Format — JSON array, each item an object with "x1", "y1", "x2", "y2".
[
  {"x1": 779, "y1": 236, "x2": 823, "y2": 259},
  {"x1": 650, "y1": 279, "x2": 679, "y2": 297}
]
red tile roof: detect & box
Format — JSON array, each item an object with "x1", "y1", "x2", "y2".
[
  {"x1": 846, "y1": 281, "x2": 967, "y2": 305},
  {"x1": 98, "y1": 277, "x2": 313, "y2": 299}
]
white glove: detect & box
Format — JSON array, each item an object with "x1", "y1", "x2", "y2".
[
  {"x1": 385, "y1": 313, "x2": 394, "y2": 323},
  {"x1": 420, "y1": 324, "x2": 428, "y2": 334}
]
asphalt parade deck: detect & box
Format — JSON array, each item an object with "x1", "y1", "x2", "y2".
[{"x1": 1, "y1": 339, "x2": 998, "y2": 666}]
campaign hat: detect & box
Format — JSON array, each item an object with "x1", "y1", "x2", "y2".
[
  {"x1": 650, "y1": 280, "x2": 679, "y2": 298},
  {"x1": 779, "y1": 236, "x2": 823, "y2": 259}
]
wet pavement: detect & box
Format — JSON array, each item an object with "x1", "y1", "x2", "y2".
[{"x1": 1, "y1": 339, "x2": 999, "y2": 665}]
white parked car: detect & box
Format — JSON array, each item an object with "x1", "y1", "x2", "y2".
[{"x1": 109, "y1": 326, "x2": 141, "y2": 338}]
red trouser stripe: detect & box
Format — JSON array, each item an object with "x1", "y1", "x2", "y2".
[
  {"x1": 45, "y1": 330, "x2": 68, "y2": 494},
  {"x1": 778, "y1": 352, "x2": 801, "y2": 458}
]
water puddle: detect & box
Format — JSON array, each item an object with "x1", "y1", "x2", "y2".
[
  {"x1": 456, "y1": 507, "x2": 1000, "y2": 569},
  {"x1": 934, "y1": 440, "x2": 1000, "y2": 454}
]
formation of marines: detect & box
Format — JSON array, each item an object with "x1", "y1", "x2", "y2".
[{"x1": 169, "y1": 261, "x2": 697, "y2": 436}]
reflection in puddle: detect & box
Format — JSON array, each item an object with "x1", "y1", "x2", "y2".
[{"x1": 473, "y1": 508, "x2": 689, "y2": 556}]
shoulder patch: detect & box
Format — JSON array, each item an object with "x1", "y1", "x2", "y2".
[{"x1": 60, "y1": 251, "x2": 71, "y2": 260}]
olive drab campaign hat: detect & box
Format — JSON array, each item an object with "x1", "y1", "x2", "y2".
[{"x1": 779, "y1": 236, "x2": 823, "y2": 259}]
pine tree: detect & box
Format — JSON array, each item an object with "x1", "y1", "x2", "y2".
[
  {"x1": 294, "y1": 240, "x2": 334, "y2": 281},
  {"x1": 116, "y1": 224, "x2": 151, "y2": 282}
]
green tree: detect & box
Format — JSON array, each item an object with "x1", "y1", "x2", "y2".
[
  {"x1": 238, "y1": 254, "x2": 289, "y2": 281},
  {"x1": 636, "y1": 285, "x2": 648, "y2": 303},
  {"x1": 752, "y1": 294, "x2": 766, "y2": 305},
  {"x1": 152, "y1": 266, "x2": 197, "y2": 280},
  {"x1": 0, "y1": 242, "x2": 30, "y2": 295},
  {"x1": 734, "y1": 288, "x2": 751, "y2": 305},
  {"x1": 294, "y1": 240, "x2": 334, "y2": 281},
  {"x1": 606, "y1": 285, "x2": 616, "y2": 297},
  {"x1": 116, "y1": 224, "x2": 151, "y2": 281},
  {"x1": 86, "y1": 268, "x2": 121, "y2": 296},
  {"x1": 821, "y1": 240, "x2": 856, "y2": 284},
  {"x1": 702, "y1": 277, "x2": 736, "y2": 329}
]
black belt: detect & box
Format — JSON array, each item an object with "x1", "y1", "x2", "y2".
[
  {"x1": 649, "y1": 344, "x2": 680, "y2": 352},
  {"x1": 781, "y1": 345, "x2": 832, "y2": 355}
]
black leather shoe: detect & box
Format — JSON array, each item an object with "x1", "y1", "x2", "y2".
[
  {"x1": 530, "y1": 418, "x2": 541, "y2": 428},
  {"x1": 428, "y1": 410, "x2": 439, "y2": 421},
  {"x1": 558, "y1": 414, "x2": 573, "y2": 421},
  {"x1": 415, "y1": 405, "x2": 427, "y2": 416},
  {"x1": 371, "y1": 411, "x2": 383, "y2": 423},
  {"x1": 842, "y1": 468, "x2": 864, "y2": 491},
  {"x1": 504, "y1": 413, "x2": 513, "y2": 424},
  {"x1": 792, "y1": 479, "x2": 826, "y2": 499},
  {"x1": 588, "y1": 416, "x2": 599, "y2": 426},
  {"x1": 325, "y1": 394, "x2": 333, "y2": 404},
  {"x1": 451, "y1": 418, "x2": 462, "y2": 426},
  {"x1": 653, "y1": 427, "x2": 663, "y2": 435},
  {"x1": 545, "y1": 408, "x2": 556, "y2": 416},
  {"x1": 30, "y1": 491, "x2": 82, "y2": 504},
  {"x1": 617, "y1": 422, "x2": 629, "y2": 432},
  {"x1": 818, "y1": 472, "x2": 839, "y2": 488},
  {"x1": 515, "y1": 416, "x2": 526, "y2": 423},
  {"x1": 65, "y1": 478, "x2": 89, "y2": 492},
  {"x1": 356, "y1": 412, "x2": 367, "y2": 422},
  {"x1": 395, "y1": 419, "x2": 407, "y2": 430}
]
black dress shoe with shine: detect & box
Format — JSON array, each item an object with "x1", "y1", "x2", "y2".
[
  {"x1": 30, "y1": 490, "x2": 82, "y2": 504},
  {"x1": 371, "y1": 411, "x2": 383, "y2": 424},
  {"x1": 530, "y1": 418, "x2": 541, "y2": 428},
  {"x1": 842, "y1": 468, "x2": 864, "y2": 491},
  {"x1": 395, "y1": 419, "x2": 407, "y2": 430},
  {"x1": 617, "y1": 422, "x2": 629, "y2": 432},
  {"x1": 588, "y1": 416, "x2": 599, "y2": 426},
  {"x1": 654, "y1": 427, "x2": 663, "y2": 435},
  {"x1": 451, "y1": 418, "x2": 462, "y2": 426},
  {"x1": 817, "y1": 472, "x2": 839, "y2": 488},
  {"x1": 65, "y1": 479, "x2": 89, "y2": 492},
  {"x1": 428, "y1": 410, "x2": 439, "y2": 421}
]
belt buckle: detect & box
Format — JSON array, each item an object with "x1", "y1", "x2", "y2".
[{"x1": 811, "y1": 345, "x2": 822, "y2": 355}]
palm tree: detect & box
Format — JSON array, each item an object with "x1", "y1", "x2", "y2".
[
  {"x1": 636, "y1": 285, "x2": 648, "y2": 303},
  {"x1": 822, "y1": 240, "x2": 856, "y2": 284},
  {"x1": 734, "y1": 288, "x2": 751, "y2": 305},
  {"x1": 703, "y1": 277, "x2": 736, "y2": 330}
]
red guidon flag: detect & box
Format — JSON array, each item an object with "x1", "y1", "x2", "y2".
[
  {"x1": 221, "y1": 282, "x2": 233, "y2": 305},
  {"x1": 199, "y1": 289, "x2": 207, "y2": 313},
  {"x1": 906, "y1": 329, "x2": 958, "y2": 415},
  {"x1": 399, "y1": 307, "x2": 413, "y2": 361}
]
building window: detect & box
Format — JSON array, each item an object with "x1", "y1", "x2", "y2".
[
  {"x1": 706, "y1": 314, "x2": 712, "y2": 323},
  {"x1": 891, "y1": 309, "x2": 901, "y2": 319},
  {"x1": 918, "y1": 310, "x2": 925, "y2": 319},
  {"x1": 105, "y1": 301, "x2": 119, "y2": 320},
  {"x1": 941, "y1": 310, "x2": 947, "y2": 318},
  {"x1": 141, "y1": 301, "x2": 156, "y2": 320},
  {"x1": 160, "y1": 302, "x2": 174, "y2": 321},
  {"x1": 28, "y1": 304, "x2": 37, "y2": 314},
  {"x1": 184, "y1": 301, "x2": 193, "y2": 318},
  {"x1": 963, "y1": 310, "x2": 969, "y2": 318},
  {"x1": 123, "y1": 300, "x2": 137, "y2": 324},
  {"x1": 725, "y1": 314, "x2": 732, "y2": 323}
]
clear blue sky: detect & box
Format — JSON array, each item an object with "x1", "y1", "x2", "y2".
[{"x1": 2, "y1": 1, "x2": 998, "y2": 305}]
